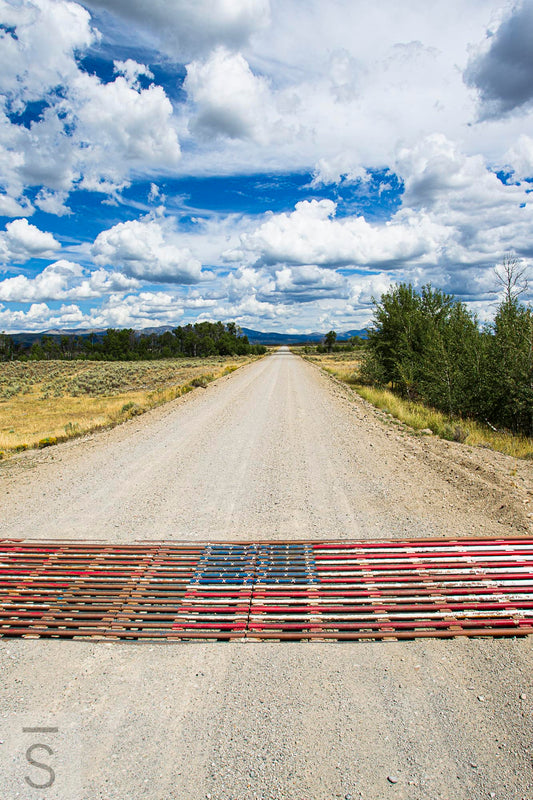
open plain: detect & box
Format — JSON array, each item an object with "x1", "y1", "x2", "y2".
[{"x1": 1, "y1": 347, "x2": 532, "y2": 799}]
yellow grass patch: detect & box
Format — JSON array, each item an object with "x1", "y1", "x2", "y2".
[
  {"x1": 294, "y1": 349, "x2": 363, "y2": 384},
  {"x1": 0, "y1": 357, "x2": 257, "y2": 457}
]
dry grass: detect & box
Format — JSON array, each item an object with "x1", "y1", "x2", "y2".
[
  {"x1": 297, "y1": 349, "x2": 363, "y2": 384},
  {"x1": 0, "y1": 357, "x2": 257, "y2": 457},
  {"x1": 297, "y1": 348, "x2": 533, "y2": 461}
]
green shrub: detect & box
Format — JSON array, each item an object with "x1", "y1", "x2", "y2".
[
  {"x1": 190, "y1": 376, "x2": 208, "y2": 388},
  {"x1": 38, "y1": 437, "x2": 57, "y2": 448}
]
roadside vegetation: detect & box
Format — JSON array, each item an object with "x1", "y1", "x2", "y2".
[
  {"x1": 0, "y1": 355, "x2": 258, "y2": 458},
  {"x1": 298, "y1": 257, "x2": 533, "y2": 460},
  {"x1": 300, "y1": 348, "x2": 533, "y2": 459},
  {"x1": 301, "y1": 349, "x2": 363, "y2": 386}
]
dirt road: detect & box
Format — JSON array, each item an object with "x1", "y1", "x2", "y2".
[{"x1": 1, "y1": 347, "x2": 532, "y2": 799}]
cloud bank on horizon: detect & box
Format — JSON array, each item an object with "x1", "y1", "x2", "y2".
[{"x1": 0, "y1": 0, "x2": 532, "y2": 334}]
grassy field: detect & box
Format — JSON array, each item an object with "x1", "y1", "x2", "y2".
[
  {"x1": 297, "y1": 348, "x2": 533, "y2": 460},
  {"x1": 0, "y1": 356, "x2": 258, "y2": 457},
  {"x1": 300, "y1": 349, "x2": 363, "y2": 385}
]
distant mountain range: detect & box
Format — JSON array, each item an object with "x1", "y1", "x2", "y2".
[
  {"x1": 240, "y1": 328, "x2": 367, "y2": 345},
  {"x1": 7, "y1": 326, "x2": 367, "y2": 347}
]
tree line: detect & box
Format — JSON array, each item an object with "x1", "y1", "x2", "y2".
[
  {"x1": 315, "y1": 331, "x2": 365, "y2": 353},
  {"x1": 0, "y1": 322, "x2": 266, "y2": 362},
  {"x1": 362, "y1": 261, "x2": 532, "y2": 437}
]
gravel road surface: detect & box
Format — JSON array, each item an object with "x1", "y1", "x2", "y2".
[{"x1": 1, "y1": 347, "x2": 532, "y2": 799}]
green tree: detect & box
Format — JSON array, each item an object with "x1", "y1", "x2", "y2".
[
  {"x1": 479, "y1": 255, "x2": 532, "y2": 435},
  {"x1": 363, "y1": 283, "x2": 424, "y2": 396},
  {"x1": 324, "y1": 330, "x2": 337, "y2": 352},
  {"x1": 0, "y1": 332, "x2": 14, "y2": 361},
  {"x1": 417, "y1": 299, "x2": 485, "y2": 416},
  {"x1": 486, "y1": 296, "x2": 532, "y2": 435},
  {"x1": 41, "y1": 335, "x2": 60, "y2": 360},
  {"x1": 363, "y1": 272, "x2": 532, "y2": 436}
]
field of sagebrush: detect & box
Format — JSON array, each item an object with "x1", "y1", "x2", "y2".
[{"x1": 0, "y1": 357, "x2": 255, "y2": 456}]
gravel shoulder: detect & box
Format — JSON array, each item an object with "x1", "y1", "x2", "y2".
[{"x1": 0, "y1": 347, "x2": 532, "y2": 799}]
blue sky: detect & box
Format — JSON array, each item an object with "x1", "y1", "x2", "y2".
[{"x1": 0, "y1": 0, "x2": 532, "y2": 334}]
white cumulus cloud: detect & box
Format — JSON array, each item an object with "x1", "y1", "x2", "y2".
[
  {"x1": 395, "y1": 135, "x2": 533, "y2": 266},
  {"x1": 235, "y1": 199, "x2": 440, "y2": 269},
  {"x1": 0, "y1": 0, "x2": 95, "y2": 101},
  {"x1": 92, "y1": 217, "x2": 203, "y2": 284},
  {"x1": 72, "y1": 71, "x2": 181, "y2": 190},
  {"x1": 185, "y1": 48, "x2": 279, "y2": 144},
  {"x1": 0, "y1": 260, "x2": 82, "y2": 301},
  {"x1": 0, "y1": 260, "x2": 140, "y2": 302},
  {"x1": 0, "y1": 1, "x2": 181, "y2": 209},
  {"x1": 0, "y1": 300, "x2": 85, "y2": 332},
  {"x1": 113, "y1": 59, "x2": 154, "y2": 86},
  {"x1": 0, "y1": 218, "x2": 60, "y2": 263},
  {"x1": 89, "y1": 291, "x2": 185, "y2": 329}
]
